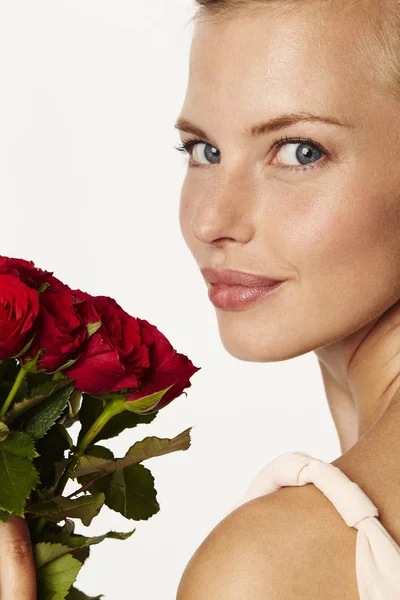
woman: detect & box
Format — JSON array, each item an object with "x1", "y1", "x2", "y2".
[
  {"x1": 175, "y1": 0, "x2": 400, "y2": 598},
  {"x1": 0, "y1": 516, "x2": 36, "y2": 598}
]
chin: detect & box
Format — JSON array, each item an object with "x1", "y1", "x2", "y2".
[
  {"x1": 215, "y1": 309, "x2": 324, "y2": 362},
  {"x1": 218, "y1": 330, "x2": 304, "y2": 363}
]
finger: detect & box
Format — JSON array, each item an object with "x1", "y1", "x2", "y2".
[{"x1": 0, "y1": 515, "x2": 36, "y2": 600}]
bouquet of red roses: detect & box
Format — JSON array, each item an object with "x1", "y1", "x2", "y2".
[{"x1": 0, "y1": 255, "x2": 200, "y2": 599}]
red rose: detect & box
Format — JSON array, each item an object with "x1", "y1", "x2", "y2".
[
  {"x1": 24, "y1": 288, "x2": 99, "y2": 372},
  {"x1": 0, "y1": 256, "x2": 66, "y2": 292},
  {"x1": 126, "y1": 318, "x2": 201, "y2": 412},
  {"x1": 0, "y1": 274, "x2": 39, "y2": 359},
  {"x1": 65, "y1": 296, "x2": 150, "y2": 394}
]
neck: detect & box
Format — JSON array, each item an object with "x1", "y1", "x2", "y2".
[
  {"x1": 314, "y1": 299, "x2": 400, "y2": 546},
  {"x1": 315, "y1": 300, "x2": 400, "y2": 453}
]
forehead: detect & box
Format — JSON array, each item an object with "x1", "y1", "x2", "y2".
[{"x1": 184, "y1": 4, "x2": 379, "y2": 128}]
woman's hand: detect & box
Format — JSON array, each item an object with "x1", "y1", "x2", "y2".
[{"x1": 0, "y1": 515, "x2": 36, "y2": 599}]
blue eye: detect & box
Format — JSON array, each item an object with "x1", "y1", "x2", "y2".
[
  {"x1": 271, "y1": 135, "x2": 326, "y2": 171},
  {"x1": 174, "y1": 138, "x2": 221, "y2": 166},
  {"x1": 174, "y1": 134, "x2": 328, "y2": 171}
]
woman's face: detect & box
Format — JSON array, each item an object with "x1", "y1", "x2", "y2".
[{"x1": 177, "y1": 3, "x2": 400, "y2": 363}]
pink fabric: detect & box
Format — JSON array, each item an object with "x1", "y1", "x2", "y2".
[{"x1": 229, "y1": 451, "x2": 400, "y2": 599}]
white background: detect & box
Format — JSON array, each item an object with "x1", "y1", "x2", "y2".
[{"x1": 0, "y1": 1, "x2": 341, "y2": 598}]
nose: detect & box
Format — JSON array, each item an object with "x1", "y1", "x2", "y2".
[{"x1": 190, "y1": 174, "x2": 255, "y2": 248}]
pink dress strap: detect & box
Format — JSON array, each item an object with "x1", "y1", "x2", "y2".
[{"x1": 229, "y1": 451, "x2": 400, "y2": 599}]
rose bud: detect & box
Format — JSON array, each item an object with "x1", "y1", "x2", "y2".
[
  {"x1": 24, "y1": 288, "x2": 100, "y2": 372},
  {"x1": 65, "y1": 296, "x2": 150, "y2": 394},
  {"x1": 124, "y1": 318, "x2": 201, "y2": 414},
  {"x1": 0, "y1": 255, "x2": 67, "y2": 293},
  {"x1": 0, "y1": 274, "x2": 39, "y2": 359}
]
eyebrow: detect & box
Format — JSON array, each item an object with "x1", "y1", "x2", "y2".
[{"x1": 174, "y1": 111, "x2": 353, "y2": 139}]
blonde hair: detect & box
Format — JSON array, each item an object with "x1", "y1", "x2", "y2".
[{"x1": 191, "y1": 0, "x2": 400, "y2": 104}]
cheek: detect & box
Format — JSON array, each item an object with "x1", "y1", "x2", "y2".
[{"x1": 285, "y1": 183, "x2": 400, "y2": 312}]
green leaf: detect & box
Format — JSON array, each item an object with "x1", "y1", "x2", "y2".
[
  {"x1": 32, "y1": 538, "x2": 88, "y2": 581},
  {"x1": 0, "y1": 508, "x2": 13, "y2": 523},
  {"x1": 50, "y1": 357, "x2": 80, "y2": 373},
  {"x1": 54, "y1": 446, "x2": 111, "y2": 498},
  {"x1": 26, "y1": 493, "x2": 105, "y2": 526},
  {"x1": 68, "y1": 389, "x2": 82, "y2": 418},
  {"x1": 71, "y1": 427, "x2": 192, "y2": 479},
  {"x1": 124, "y1": 384, "x2": 174, "y2": 414},
  {"x1": 30, "y1": 377, "x2": 71, "y2": 398},
  {"x1": 37, "y1": 527, "x2": 136, "y2": 551},
  {"x1": 70, "y1": 545, "x2": 90, "y2": 566},
  {"x1": 0, "y1": 432, "x2": 40, "y2": 516},
  {"x1": 86, "y1": 463, "x2": 159, "y2": 521},
  {"x1": 38, "y1": 281, "x2": 51, "y2": 294},
  {"x1": 66, "y1": 586, "x2": 103, "y2": 599},
  {"x1": 53, "y1": 457, "x2": 70, "y2": 491},
  {"x1": 35, "y1": 519, "x2": 136, "y2": 564},
  {"x1": 34, "y1": 423, "x2": 73, "y2": 491},
  {"x1": 14, "y1": 377, "x2": 29, "y2": 404},
  {"x1": 0, "y1": 430, "x2": 40, "y2": 458},
  {"x1": 77, "y1": 393, "x2": 157, "y2": 447},
  {"x1": 29, "y1": 376, "x2": 70, "y2": 397},
  {"x1": 12, "y1": 384, "x2": 75, "y2": 440},
  {"x1": 86, "y1": 321, "x2": 102, "y2": 338},
  {"x1": 3, "y1": 378, "x2": 72, "y2": 426},
  {"x1": 34, "y1": 541, "x2": 76, "y2": 569},
  {"x1": 36, "y1": 548, "x2": 83, "y2": 600},
  {"x1": 83, "y1": 445, "x2": 114, "y2": 460}
]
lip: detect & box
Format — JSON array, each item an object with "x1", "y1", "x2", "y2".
[
  {"x1": 201, "y1": 267, "x2": 286, "y2": 287},
  {"x1": 207, "y1": 281, "x2": 285, "y2": 310}
]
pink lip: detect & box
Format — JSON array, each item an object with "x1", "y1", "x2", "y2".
[
  {"x1": 207, "y1": 281, "x2": 285, "y2": 310},
  {"x1": 201, "y1": 267, "x2": 285, "y2": 287}
]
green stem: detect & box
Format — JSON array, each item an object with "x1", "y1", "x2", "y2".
[
  {"x1": 77, "y1": 398, "x2": 126, "y2": 455},
  {"x1": 0, "y1": 365, "x2": 27, "y2": 418},
  {"x1": 53, "y1": 397, "x2": 126, "y2": 498}
]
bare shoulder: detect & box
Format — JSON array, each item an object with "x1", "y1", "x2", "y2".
[{"x1": 176, "y1": 483, "x2": 359, "y2": 599}]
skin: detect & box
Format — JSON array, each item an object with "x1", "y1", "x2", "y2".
[
  {"x1": 176, "y1": 0, "x2": 400, "y2": 595},
  {"x1": 0, "y1": 516, "x2": 36, "y2": 598},
  {"x1": 177, "y1": 1, "x2": 400, "y2": 453}
]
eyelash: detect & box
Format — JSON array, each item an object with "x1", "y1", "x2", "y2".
[{"x1": 174, "y1": 134, "x2": 328, "y2": 171}]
